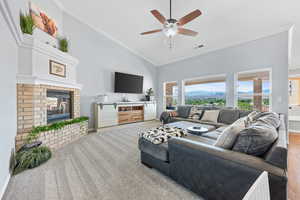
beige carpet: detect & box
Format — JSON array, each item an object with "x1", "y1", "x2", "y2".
[{"x1": 3, "y1": 121, "x2": 202, "y2": 200}]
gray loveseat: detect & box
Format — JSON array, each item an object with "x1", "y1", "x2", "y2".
[{"x1": 139, "y1": 106, "x2": 288, "y2": 200}]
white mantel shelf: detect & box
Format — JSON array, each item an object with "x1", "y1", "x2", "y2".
[{"x1": 17, "y1": 34, "x2": 82, "y2": 89}]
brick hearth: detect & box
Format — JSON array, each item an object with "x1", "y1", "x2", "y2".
[{"x1": 16, "y1": 84, "x2": 80, "y2": 150}]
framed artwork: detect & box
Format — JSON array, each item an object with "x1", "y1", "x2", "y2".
[
  {"x1": 49, "y1": 60, "x2": 66, "y2": 78},
  {"x1": 29, "y1": 2, "x2": 58, "y2": 37}
]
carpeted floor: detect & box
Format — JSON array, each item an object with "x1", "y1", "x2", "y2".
[{"x1": 3, "y1": 121, "x2": 202, "y2": 200}]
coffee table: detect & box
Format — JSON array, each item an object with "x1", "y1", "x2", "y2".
[
  {"x1": 187, "y1": 126, "x2": 209, "y2": 135},
  {"x1": 166, "y1": 121, "x2": 215, "y2": 134}
]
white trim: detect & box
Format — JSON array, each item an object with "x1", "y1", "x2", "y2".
[
  {"x1": 157, "y1": 26, "x2": 293, "y2": 67},
  {"x1": 0, "y1": 174, "x2": 10, "y2": 200},
  {"x1": 236, "y1": 68, "x2": 272, "y2": 111},
  {"x1": 288, "y1": 129, "x2": 300, "y2": 133},
  {"x1": 62, "y1": 10, "x2": 158, "y2": 66},
  {"x1": 0, "y1": 0, "x2": 23, "y2": 45},
  {"x1": 182, "y1": 73, "x2": 227, "y2": 106},
  {"x1": 16, "y1": 74, "x2": 83, "y2": 90},
  {"x1": 21, "y1": 34, "x2": 79, "y2": 65}
]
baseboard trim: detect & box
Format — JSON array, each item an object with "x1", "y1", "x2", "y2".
[
  {"x1": 289, "y1": 129, "x2": 300, "y2": 134},
  {"x1": 0, "y1": 174, "x2": 10, "y2": 200}
]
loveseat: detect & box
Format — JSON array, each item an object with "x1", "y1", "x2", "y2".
[{"x1": 139, "y1": 106, "x2": 288, "y2": 200}]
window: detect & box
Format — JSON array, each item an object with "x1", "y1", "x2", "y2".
[
  {"x1": 237, "y1": 70, "x2": 271, "y2": 111},
  {"x1": 184, "y1": 76, "x2": 226, "y2": 106},
  {"x1": 164, "y1": 82, "x2": 178, "y2": 110}
]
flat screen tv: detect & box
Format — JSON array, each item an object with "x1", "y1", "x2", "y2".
[{"x1": 114, "y1": 72, "x2": 143, "y2": 94}]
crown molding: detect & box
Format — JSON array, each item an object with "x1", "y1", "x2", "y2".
[
  {"x1": 61, "y1": 9, "x2": 159, "y2": 66},
  {"x1": 0, "y1": 0, "x2": 23, "y2": 45}
]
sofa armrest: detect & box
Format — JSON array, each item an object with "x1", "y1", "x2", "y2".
[
  {"x1": 168, "y1": 137, "x2": 287, "y2": 200},
  {"x1": 169, "y1": 137, "x2": 286, "y2": 177}
]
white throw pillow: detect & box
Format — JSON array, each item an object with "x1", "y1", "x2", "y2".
[
  {"x1": 214, "y1": 117, "x2": 247, "y2": 149},
  {"x1": 201, "y1": 110, "x2": 220, "y2": 123}
]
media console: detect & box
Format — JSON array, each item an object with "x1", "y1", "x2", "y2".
[{"x1": 94, "y1": 101, "x2": 156, "y2": 130}]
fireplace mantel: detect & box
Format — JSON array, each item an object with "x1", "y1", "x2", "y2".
[{"x1": 17, "y1": 34, "x2": 82, "y2": 89}]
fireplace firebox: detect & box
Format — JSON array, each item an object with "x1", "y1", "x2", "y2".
[{"x1": 47, "y1": 90, "x2": 72, "y2": 123}]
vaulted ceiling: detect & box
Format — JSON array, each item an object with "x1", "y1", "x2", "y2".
[{"x1": 58, "y1": 0, "x2": 300, "y2": 67}]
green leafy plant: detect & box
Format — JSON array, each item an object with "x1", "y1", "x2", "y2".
[
  {"x1": 13, "y1": 146, "x2": 52, "y2": 175},
  {"x1": 26, "y1": 116, "x2": 89, "y2": 143},
  {"x1": 59, "y1": 37, "x2": 69, "y2": 52},
  {"x1": 20, "y1": 12, "x2": 35, "y2": 35},
  {"x1": 146, "y1": 88, "x2": 154, "y2": 96}
]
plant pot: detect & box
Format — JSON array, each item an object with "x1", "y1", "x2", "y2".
[{"x1": 145, "y1": 95, "x2": 150, "y2": 101}]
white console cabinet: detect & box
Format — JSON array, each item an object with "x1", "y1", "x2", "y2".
[
  {"x1": 95, "y1": 104, "x2": 118, "y2": 129},
  {"x1": 144, "y1": 102, "x2": 157, "y2": 121},
  {"x1": 95, "y1": 102, "x2": 156, "y2": 130}
]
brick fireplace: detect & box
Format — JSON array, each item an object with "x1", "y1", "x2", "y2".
[{"x1": 15, "y1": 34, "x2": 82, "y2": 150}]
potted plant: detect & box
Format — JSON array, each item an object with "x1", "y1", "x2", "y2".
[
  {"x1": 20, "y1": 12, "x2": 35, "y2": 35},
  {"x1": 58, "y1": 37, "x2": 69, "y2": 52},
  {"x1": 145, "y1": 88, "x2": 154, "y2": 101}
]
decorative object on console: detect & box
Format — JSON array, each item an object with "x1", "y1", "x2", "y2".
[
  {"x1": 58, "y1": 37, "x2": 69, "y2": 52},
  {"x1": 49, "y1": 60, "x2": 66, "y2": 77},
  {"x1": 20, "y1": 12, "x2": 35, "y2": 35},
  {"x1": 96, "y1": 94, "x2": 108, "y2": 103},
  {"x1": 29, "y1": 2, "x2": 58, "y2": 37},
  {"x1": 145, "y1": 88, "x2": 154, "y2": 101}
]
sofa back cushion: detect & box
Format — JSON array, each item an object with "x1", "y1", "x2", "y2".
[
  {"x1": 177, "y1": 106, "x2": 192, "y2": 118},
  {"x1": 218, "y1": 109, "x2": 240, "y2": 124},
  {"x1": 239, "y1": 110, "x2": 252, "y2": 118},
  {"x1": 201, "y1": 110, "x2": 220, "y2": 123}
]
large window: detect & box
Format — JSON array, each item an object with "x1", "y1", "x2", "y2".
[
  {"x1": 164, "y1": 82, "x2": 178, "y2": 110},
  {"x1": 184, "y1": 76, "x2": 226, "y2": 106},
  {"x1": 237, "y1": 70, "x2": 271, "y2": 111}
]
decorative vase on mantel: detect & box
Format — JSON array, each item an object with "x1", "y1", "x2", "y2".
[{"x1": 145, "y1": 88, "x2": 154, "y2": 101}]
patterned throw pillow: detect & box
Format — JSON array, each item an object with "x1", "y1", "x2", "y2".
[
  {"x1": 189, "y1": 106, "x2": 203, "y2": 120},
  {"x1": 168, "y1": 111, "x2": 178, "y2": 117}
]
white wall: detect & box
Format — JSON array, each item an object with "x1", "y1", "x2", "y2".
[
  {"x1": 0, "y1": 9, "x2": 18, "y2": 199},
  {"x1": 63, "y1": 13, "x2": 158, "y2": 128},
  {"x1": 157, "y1": 32, "x2": 289, "y2": 118}
]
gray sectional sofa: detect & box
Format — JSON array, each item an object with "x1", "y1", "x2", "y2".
[{"x1": 139, "y1": 106, "x2": 288, "y2": 200}]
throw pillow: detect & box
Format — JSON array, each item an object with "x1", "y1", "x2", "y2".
[
  {"x1": 255, "y1": 112, "x2": 280, "y2": 128},
  {"x1": 201, "y1": 110, "x2": 220, "y2": 123},
  {"x1": 232, "y1": 120, "x2": 279, "y2": 156},
  {"x1": 189, "y1": 106, "x2": 203, "y2": 119},
  {"x1": 214, "y1": 117, "x2": 247, "y2": 149},
  {"x1": 177, "y1": 106, "x2": 192, "y2": 118}
]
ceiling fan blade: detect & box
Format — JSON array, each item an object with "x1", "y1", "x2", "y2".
[
  {"x1": 140, "y1": 29, "x2": 162, "y2": 35},
  {"x1": 178, "y1": 28, "x2": 198, "y2": 36},
  {"x1": 178, "y1": 9, "x2": 202, "y2": 26},
  {"x1": 150, "y1": 10, "x2": 166, "y2": 24}
]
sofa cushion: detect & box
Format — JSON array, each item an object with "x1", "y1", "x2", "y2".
[
  {"x1": 239, "y1": 110, "x2": 252, "y2": 118},
  {"x1": 232, "y1": 120, "x2": 279, "y2": 156},
  {"x1": 216, "y1": 125, "x2": 229, "y2": 133},
  {"x1": 214, "y1": 117, "x2": 247, "y2": 149},
  {"x1": 138, "y1": 138, "x2": 169, "y2": 161},
  {"x1": 218, "y1": 109, "x2": 240, "y2": 124},
  {"x1": 177, "y1": 106, "x2": 192, "y2": 118},
  {"x1": 201, "y1": 110, "x2": 220, "y2": 123},
  {"x1": 202, "y1": 131, "x2": 222, "y2": 140}
]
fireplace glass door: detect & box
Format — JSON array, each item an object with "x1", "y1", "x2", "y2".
[{"x1": 47, "y1": 90, "x2": 72, "y2": 123}]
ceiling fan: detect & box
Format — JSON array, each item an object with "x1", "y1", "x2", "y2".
[{"x1": 141, "y1": 0, "x2": 202, "y2": 38}]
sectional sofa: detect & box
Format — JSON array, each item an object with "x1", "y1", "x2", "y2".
[{"x1": 138, "y1": 106, "x2": 288, "y2": 200}]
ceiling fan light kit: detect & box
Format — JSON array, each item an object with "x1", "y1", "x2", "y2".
[{"x1": 141, "y1": 0, "x2": 202, "y2": 48}]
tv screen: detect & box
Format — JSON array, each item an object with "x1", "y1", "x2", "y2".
[{"x1": 114, "y1": 72, "x2": 143, "y2": 94}]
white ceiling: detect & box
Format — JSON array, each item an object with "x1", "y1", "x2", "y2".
[{"x1": 58, "y1": 0, "x2": 300, "y2": 67}]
